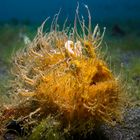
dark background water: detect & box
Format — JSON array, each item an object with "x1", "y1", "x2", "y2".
[{"x1": 0, "y1": 0, "x2": 140, "y2": 24}]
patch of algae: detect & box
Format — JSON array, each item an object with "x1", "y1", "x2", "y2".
[
  {"x1": 28, "y1": 115, "x2": 64, "y2": 140},
  {"x1": 0, "y1": 6, "x2": 128, "y2": 139}
]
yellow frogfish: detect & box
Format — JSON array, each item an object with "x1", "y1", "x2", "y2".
[{"x1": 11, "y1": 8, "x2": 126, "y2": 135}]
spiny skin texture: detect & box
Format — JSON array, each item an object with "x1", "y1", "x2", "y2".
[{"x1": 8, "y1": 11, "x2": 125, "y2": 135}]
